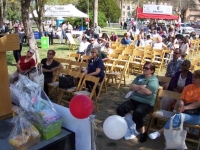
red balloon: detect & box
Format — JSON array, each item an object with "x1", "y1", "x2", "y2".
[{"x1": 69, "y1": 95, "x2": 93, "y2": 119}]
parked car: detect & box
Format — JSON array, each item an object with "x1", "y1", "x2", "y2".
[{"x1": 180, "y1": 23, "x2": 194, "y2": 34}]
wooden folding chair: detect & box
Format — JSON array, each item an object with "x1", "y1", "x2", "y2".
[
  {"x1": 113, "y1": 49, "x2": 123, "y2": 55},
  {"x1": 66, "y1": 33, "x2": 77, "y2": 50},
  {"x1": 108, "y1": 53, "x2": 119, "y2": 60},
  {"x1": 68, "y1": 60, "x2": 82, "y2": 72},
  {"x1": 57, "y1": 71, "x2": 85, "y2": 105},
  {"x1": 58, "y1": 58, "x2": 71, "y2": 69},
  {"x1": 80, "y1": 62, "x2": 88, "y2": 73},
  {"x1": 73, "y1": 74, "x2": 100, "y2": 111},
  {"x1": 129, "y1": 50, "x2": 144, "y2": 75},
  {"x1": 81, "y1": 55, "x2": 91, "y2": 63},
  {"x1": 106, "y1": 60, "x2": 129, "y2": 90},
  {"x1": 67, "y1": 53, "x2": 81, "y2": 62},
  {"x1": 160, "y1": 50, "x2": 173, "y2": 71},
  {"x1": 152, "y1": 50, "x2": 164, "y2": 74},
  {"x1": 48, "y1": 68, "x2": 71, "y2": 99}
]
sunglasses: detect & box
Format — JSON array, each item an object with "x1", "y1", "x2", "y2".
[
  {"x1": 174, "y1": 52, "x2": 180, "y2": 55},
  {"x1": 91, "y1": 51, "x2": 96, "y2": 53},
  {"x1": 143, "y1": 66, "x2": 150, "y2": 70},
  {"x1": 91, "y1": 39, "x2": 95, "y2": 41},
  {"x1": 27, "y1": 51, "x2": 34, "y2": 54},
  {"x1": 47, "y1": 52, "x2": 53, "y2": 55}
]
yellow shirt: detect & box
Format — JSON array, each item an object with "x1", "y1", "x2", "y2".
[{"x1": 180, "y1": 84, "x2": 200, "y2": 103}]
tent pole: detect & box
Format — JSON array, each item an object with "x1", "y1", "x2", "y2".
[{"x1": 82, "y1": 18, "x2": 83, "y2": 31}]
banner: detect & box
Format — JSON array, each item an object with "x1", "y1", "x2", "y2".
[{"x1": 143, "y1": 4, "x2": 172, "y2": 15}]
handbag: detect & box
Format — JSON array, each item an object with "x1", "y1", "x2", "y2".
[
  {"x1": 32, "y1": 65, "x2": 44, "y2": 89},
  {"x1": 164, "y1": 113, "x2": 187, "y2": 150},
  {"x1": 59, "y1": 74, "x2": 75, "y2": 89}
]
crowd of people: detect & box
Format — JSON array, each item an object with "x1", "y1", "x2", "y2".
[{"x1": 8, "y1": 19, "x2": 200, "y2": 147}]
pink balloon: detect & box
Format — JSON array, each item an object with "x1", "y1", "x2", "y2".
[{"x1": 69, "y1": 95, "x2": 93, "y2": 119}]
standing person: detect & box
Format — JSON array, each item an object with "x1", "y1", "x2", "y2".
[
  {"x1": 117, "y1": 62, "x2": 159, "y2": 143},
  {"x1": 66, "y1": 21, "x2": 73, "y2": 33},
  {"x1": 93, "y1": 23, "x2": 101, "y2": 39},
  {"x1": 13, "y1": 26, "x2": 23, "y2": 63},
  {"x1": 41, "y1": 50, "x2": 63, "y2": 95},
  {"x1": 47, "y1": 24, "x2": 54, "y2": 45},
  {"x1": 56, "y1": 24, "x2": 63, "y2": 44}
]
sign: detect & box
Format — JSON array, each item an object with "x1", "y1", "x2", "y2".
[
  {"x1": 53, "y1": 103, "x2": 91, "y2": 150},
  {"x1": 44, "y1": 5, "x2": 71, "y2": 17},
  {"x1": 143, "y1": 4, "x2": 172, "y2": 15}
]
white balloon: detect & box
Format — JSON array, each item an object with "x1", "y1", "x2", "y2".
[{"x1": 103, "y1": 115, "x2": 128, "y2": 140}]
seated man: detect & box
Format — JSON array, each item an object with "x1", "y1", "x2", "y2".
[{"x1": 77, "y1": 36, "x2": 90, "y2": 55}]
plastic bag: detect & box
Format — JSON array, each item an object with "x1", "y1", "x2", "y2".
[{"x1": 9, "y1": 106, "x2": 41, "y2": 150}]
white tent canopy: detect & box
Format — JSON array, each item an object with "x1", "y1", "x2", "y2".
[{"x1": 44, "y1": 4, "x2": 88, "y2": 18}]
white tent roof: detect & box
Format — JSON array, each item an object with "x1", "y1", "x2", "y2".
[{"x1": 44, "y1": 4, "x2": 88, "y2": 18}]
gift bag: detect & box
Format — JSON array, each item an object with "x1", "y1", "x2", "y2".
[
  {"x1": 9, "y1": 107, "x2": 41, "y2": 150},
  {"x1": 164, "y1": 114, "x2": 187, "y2": 150},
  {"x1": 33, "y1": 65, "x2": 44, "y2": 89}
]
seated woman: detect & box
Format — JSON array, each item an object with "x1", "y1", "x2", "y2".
[
  {"x1": 41, "y1": 50, "x2": 63, "y2": 95},
  {"x1": 121, "y1": 32, "x2": 132, "y2": 45},
  {"x1": 77, "y1": 36, "x2": 90, "y2": 55},
  {"x1": 134, "y1": 34, "x2": 145, "y2": 47},
  {"x1": 110, "y1": 31, "x2": 118, "y2": 42},
  {"x1": 10, "y1": 49, "x2": 36, "y2": 83},
  {"x1": 116, "y1": 62, "x2": 159, "y2": 143},
  {"x1": 149, "y1": 70, "x2": 200, "y2": 139},
  {"x1": 152, "y1": 36, "x2": 167, "y2": 50},
  {"x1": 160, "y1": 60, "x2": 193, "y2": 110},
  {"x1": 84, "y1": 48, "x2": 105, "y2": 94}
]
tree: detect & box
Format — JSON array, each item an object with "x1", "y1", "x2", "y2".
[
  {"x1": 89, "y1": 11, "x2": 107, "y2": 27},
  {"x1": 21, "y1": 0, "x2": 39, "y2": 63}
]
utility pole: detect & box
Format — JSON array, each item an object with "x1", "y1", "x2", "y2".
[{"x1": 93, "y1": 0, "x2": 98, "y2": 26}]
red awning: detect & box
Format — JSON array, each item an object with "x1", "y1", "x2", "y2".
[{"x1": 137, "y1": 7, "x2": 178, "y2": 20}]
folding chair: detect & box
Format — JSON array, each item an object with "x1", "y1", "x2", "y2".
[
  {"x1": 48, "y1": 68, "x2": 71, "y2": 99},
  {"x1": 81, "y1": 55, "x2": 91, "y2": 63},
  {"x1": 73, "y1": 74, "x2": 100, "y2": 111},
  {"x1": 67, "y1": 53, "x2": 81, "y2": 62},
  {"x1": 152, "y1": 50, "x2": 164, "y2": 74},
  {"x1": 57, "y1": 71, "x2": 85, "y2": 105},
  {"x1": 66, "y1": 33, "x2": 78, "y2": 50},
  {"x1": 68, "y1": 61, "x2": 82, "y2": 72},
  {"x1": 106, "y1": 60, "x2": 129, "y2": 90}
]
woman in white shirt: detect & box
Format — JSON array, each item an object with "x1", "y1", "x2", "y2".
[
  {"x1": 77, "y1": 36, "x2": 90, "y2": 55},
  {"x1": 145, "y1": 35, "x2": 153, "y2": 46},
  {"x1": 56, "y1": 24, "x2": 63, "y2": 44},
  {"x1": 152, "y1": 36, "x2": 167, "y2": 50},
  {"x1": 134, "y1": 34, "x2": 145, "y2": 47},
  {"x1": 180, "y1": 37, "x2": 189, "y2": 54}
]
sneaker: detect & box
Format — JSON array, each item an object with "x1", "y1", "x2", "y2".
[
  {"x1": 139, "y1": 132, "x2": 147, "y2": 143},
  {"x1": 148, "y1": 131, "x2": 161, "y2": 140}
]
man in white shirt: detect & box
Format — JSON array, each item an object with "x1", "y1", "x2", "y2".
[{"x1": 66, "y1": 21, "x2": 73, "y2": 33}]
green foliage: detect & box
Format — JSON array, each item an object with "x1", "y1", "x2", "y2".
[
  {"x1": 7, "y1": 1, "x2": 21, "y2": 22},
  {"x1": 89, "y1": 11, "x2": 107, "y2": 28},
  {"x1": 65, "y1": 17, "x2": 87, "y2": 27},
  {"x1": 76, "y1": 0, "x2": 120, "y2": 23}
]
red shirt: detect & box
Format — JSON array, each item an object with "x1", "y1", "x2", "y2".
[{"x1": 19, "y1": 56, "x2": 35, "y2": 71}]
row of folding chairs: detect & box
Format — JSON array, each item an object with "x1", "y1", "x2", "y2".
[{"x1": 48, "y1": 68, "x2": 107, "y2": 111}]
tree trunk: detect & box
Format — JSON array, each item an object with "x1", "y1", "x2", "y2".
[
  {"x1": 21, "y1": 0, "x2": 40, "y2": 63},
  {"x1": 3, "y1": 0, "x2": 7, "y2": 22},
  {"x1": 93, "y1": 0, "x2": 98, "y2": 26},
  {"x1": 180, "y1": 10, "x2": 186, "y2": 23}
]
